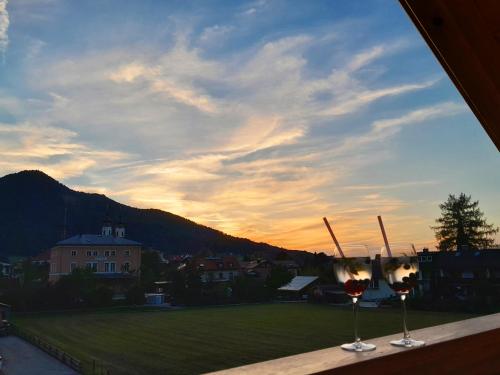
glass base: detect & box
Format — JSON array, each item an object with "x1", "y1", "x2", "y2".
[
  {"x1": 341, "y1": 342, "x2": 376, "y2": 352},
  {"x1": 390, "y1": 338, "x2": 425, "y2": 348}
]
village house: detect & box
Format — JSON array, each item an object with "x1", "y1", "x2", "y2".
[
  {"x1": 49, "y1": 219, "x2": 142, "y2": 291},
  {"x1": 0, "y1": 302, "x2": 10, "y2": 336},
  {"x1": 0, "y1": 256, "x2": 11, "y2": 278},
  {"x1": 241, "y1": 259, "x2": 274, "y2": 280},
  {"x1": 241, "y1": 256, "x2": 302, "y2": 279},
  {"x1": 193, "y1": 256, "x2": 242, "y2": 282},
  {"x1": 31, "y1": 249, "x2": 51, "y2": 266},
  {"x1": 361, "y1": 255, "x2": 396, "y2": 302},
  {"x1": 278, "y1": 276, "x2": 319, "y2": 300},
  {"x1": 418, "y1": 248, "x2": 500, "y2": 302}
]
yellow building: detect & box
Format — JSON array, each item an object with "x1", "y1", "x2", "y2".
[{"x1": 49, "y1": 221, "x2": 142, "y2": 288}]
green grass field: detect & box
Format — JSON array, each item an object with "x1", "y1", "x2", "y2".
[{"x1": 12, "y1": 303, "x2": 473, "y2": 375}]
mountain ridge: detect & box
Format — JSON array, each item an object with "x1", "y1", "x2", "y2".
[{"x1": 0, "y1": 170, "x2": 292, "y2": 257}]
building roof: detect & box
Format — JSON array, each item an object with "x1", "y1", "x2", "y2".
[
  {"x1": 278, "y1": 276, "x2": 319, "y2": 292},
  {"x1": 242, "y1": 259, "x2": 272, "y2": 270},
  {"x1": 194, "y1": 256, "x2": 241, "y2": 271},
  {"x1": 418, "y1": 249, "x2": 500, "y2": 269},
  {"x1": 56, "y1": 234, "x2": 141, "y2": 246},
  {"x1": 32, "y1": 249, "x2": 51, "y2": 262}
]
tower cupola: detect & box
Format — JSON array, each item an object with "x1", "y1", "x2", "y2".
[
  {"x1": 115, "y1": 220, "x2": 125, "y2": 238},
  {"x1": 102, "y1": 216, "x2": 113, "y2": 236}
]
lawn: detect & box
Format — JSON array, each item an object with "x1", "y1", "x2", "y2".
[{"x1": 12, "y1": 303, "x2": 473, "y2": 375}]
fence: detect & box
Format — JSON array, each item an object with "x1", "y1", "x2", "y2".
[
  {"x1": 10, "y1": 324, "x2": 83, "y2": 373},
  {"x1": 9, "y1": 324, "x2": 113, "y2": 375},
  {"x1": 91, "y1": 359, "x2": 112, "y2": 375}
]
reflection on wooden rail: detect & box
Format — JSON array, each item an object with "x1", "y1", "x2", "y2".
[{"x1": 207, "y1": 313, "x2": 500, "y2": 375}]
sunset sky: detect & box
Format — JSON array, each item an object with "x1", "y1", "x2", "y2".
[{"x1": 1, "y1": 0, "x2": 499, "y2": 252}]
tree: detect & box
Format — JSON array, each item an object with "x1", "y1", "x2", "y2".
[
  {"x1": 140, "y1": 251, "x2": 163, "y2": 289},
  {"x1": 432, "y1": 193, "x2": 498, "y2": 251},
  {"x1": 265, "y1": 266, "x2": 293, "y2": 289},
  {"x1": 54, "y1": 268, "x2": 99, "y2": 308},
  {"x1": 126, "y1": 283, "x2": 146, "y2": 305},
  {"x1": 17, "y1": 260, "x2": 49, "y2": 287}
]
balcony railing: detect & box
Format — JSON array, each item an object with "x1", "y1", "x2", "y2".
[{"x1": 206, "y1": 313, "x2": 500, "y2": 375}]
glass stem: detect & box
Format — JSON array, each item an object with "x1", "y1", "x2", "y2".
[
  {"x1": 401, "y1": 294, "x2": 410, "y2": 340},
  {"x1": 353, "y1": 297, "x2": 360, "y2": 344}
]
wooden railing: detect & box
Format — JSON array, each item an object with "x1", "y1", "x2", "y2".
[{"x1": 206, "y1": 313, "x2": 500, "y2": 375}]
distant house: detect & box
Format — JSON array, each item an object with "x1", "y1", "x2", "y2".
[
  {"x1": 242, "y1": 258, "x2": 301, "y2": 280},
  {"x1": 418, "y1": 248, "x2": 500, "y2": 301},
  {"x1": 170, "y1": 254, "x2": 192, "y2": 263},
  {"x1": 0, "y1": 303, "x2": 10, "y2": 334},
  {"x1": 31, "y1": 249, "x2": 51, "y2": 266},
  {"x1": 0, "y1": 302, "x2": 10, "y2": 322},
  {"x1": 361, "y1": 280, "x2": 396, "y2": 302},
  {"x1": 0, "y1": 257, "x2": 11, "y2": 278},
  {"x1": 193, "y1": 256, "x2": 242, "y2": 282},
  {"x1": 49, "y1": 219, "x2": 142, "y2": 291},
  {"x1": 278, "y1": 276, "x2": 319, "y2": 299},
  {"x1": 242, "y1": 259, "x2": 274, "y2": 280},
  {"x1": 362, "y1": 256, "x2": 396, "y2": 302}
]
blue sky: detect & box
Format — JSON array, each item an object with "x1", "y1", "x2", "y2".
[{"x1": 0, "y1": 0, "x2": 499, "y2": 251}]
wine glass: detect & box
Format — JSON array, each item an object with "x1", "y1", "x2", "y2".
[
  {"x1": 333, "y1": 245, "x2": 376, "y2": 352},
  {"x1": 381, "y1": 243, "x2": 424, "y2": 348}
]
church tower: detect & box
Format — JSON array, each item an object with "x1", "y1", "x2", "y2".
[
  {"x1": 115, "y1": 220, "x2": 126, "y2": 238},
  {"x1": 102, "y1": 216, "x2": 113, "y2": 236}
]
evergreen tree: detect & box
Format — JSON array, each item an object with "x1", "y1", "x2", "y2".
[{"x1": 432, "y1": 193, "x2": 498, "y2": 251}]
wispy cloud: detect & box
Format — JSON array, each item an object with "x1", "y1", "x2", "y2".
[
  {"x1": 14, "y1": 31, "x2": 445, "y2": 249},
  {"x1": 240, "y1": 0, "x2": 269, "y2": 17},
  {"x1": 109, "y1": 53, "x2": 219, "y2": 114},
  {"x1": 223, "y1": 116, "x2": 305, "y2": 153},
  {"x1": 346, "y1": 40, "x2": 408, "y2": 72},
  {"x1": 372, "y1": 101, "x2": 465, "y2": 131},
  {"x1": 343, "y1": 180, "x2": 439, "y2": 191},
  {"x1": 2, "y1": 2, "x2": 492, "y2": 251},
  {"x1": 199, "y1": 25, "x2": 233, "y2": 46},
  {"x1": 320, "y1": 80, "x2": 438, "y2": 117},
  {"x1": 0, "y1": 121, "x2": 131, "y2": 179},
  {"x1": 335, "y1": 101, "x2": 467, "y2": 155}
]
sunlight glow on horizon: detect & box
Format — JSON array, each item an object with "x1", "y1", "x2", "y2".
[{"x1": 0, "y1": 1, "x2": 499, "y2": 252}]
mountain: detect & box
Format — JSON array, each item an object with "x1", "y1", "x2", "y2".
[{"x1": 0, "y1": 170, "x2": 290, "y2": 257}]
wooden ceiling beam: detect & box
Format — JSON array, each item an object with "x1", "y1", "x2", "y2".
[{"x1": 399, "y1": 0, "x2": 500, "y2": 151}]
